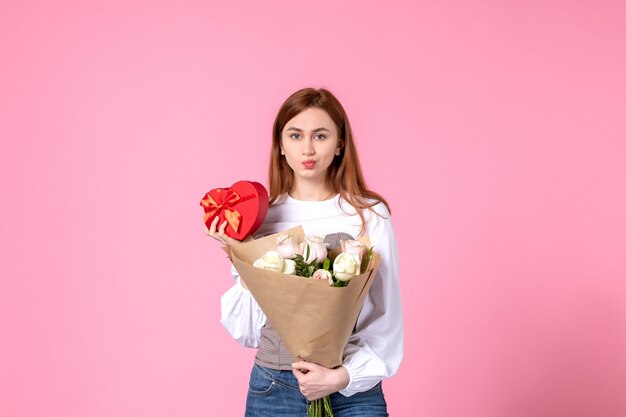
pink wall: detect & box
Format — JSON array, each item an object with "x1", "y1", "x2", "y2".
[{"x1": 1, "y1": 1, "x2": 625, "y2": 416}]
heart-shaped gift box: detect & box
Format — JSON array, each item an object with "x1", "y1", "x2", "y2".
[{"x1": 200, "y1": 181, "x2": 269, "y2": 241}]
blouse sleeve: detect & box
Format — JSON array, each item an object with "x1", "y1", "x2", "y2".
[
  {"x1": 339, "y1": 202, "x2": 404, "y2": 396},
  {"x1": 219, "y1": 264, "x2": 267, "y2": 348}
]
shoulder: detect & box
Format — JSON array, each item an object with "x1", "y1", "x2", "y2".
[
  {"x1": 269, "y1": 193, "x2": 289, "y2": 207},
  {"x1": 267, "y1": 193, "x2": 288, "y2": 213},
  {"x1": 336, "y1": 194, "x2": 393, "y2": 235},
  {"x1": 336, "y1": 194, "x2": 389, "y2": 213},
  {"x1": 354, "y1": 196, "x2": 390, "y2": 222},
  {"x1": 368, "y1": 199, "x2": 390, "y2": 218},
  {"x1": 361, "y1": 198, "x2": 394, "y2": 240}
]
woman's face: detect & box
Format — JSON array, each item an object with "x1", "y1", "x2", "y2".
[{"x1": 280, "y1": 107, "x2": 342, "y2": 184}]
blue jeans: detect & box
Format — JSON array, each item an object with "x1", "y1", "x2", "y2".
[{"x1": 245, "y1": 364, "x2": 389, "y2": 417}]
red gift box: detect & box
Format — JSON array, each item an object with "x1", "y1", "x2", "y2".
[{"x1": 200, "y1": 181, "x2": 269, "y2": 241}]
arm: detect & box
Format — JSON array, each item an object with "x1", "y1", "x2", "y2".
[
  {"x1": 292, "y1": 204, "x2": 403, "y2": 399},
  {"x1": 207, "y1": 215, "x2": 267, "y2": 347},
  {"x1": 339, "y1": 203, "x2": 404, "y2": 396},
  {"x1": 219, "y1": 264, "x2": 267, "y2": 348}
]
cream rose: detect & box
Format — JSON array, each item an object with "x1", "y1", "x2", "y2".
[
  {"x1": 253, "y1": 251, "x2": 297, "y2": 274},
  {"x1": 332, "y1": 252, "x2": 361, "y2": 282},
  {"x1": 312, "y1": 269, "x2": 334, "y2": 285},
  {"x1": 282, "y1": 259, "x2": 296, "y2": 275},
  {"x1": 253, "y1": 250, "x2": 285, "y2": 272}
]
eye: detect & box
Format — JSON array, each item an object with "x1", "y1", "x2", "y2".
[
  {"x1": 314, "y1": 134, "x2": 327, "y2": 140},
  {"x1": 290, "y1": 133, "x2": 302, "y2": 140}
]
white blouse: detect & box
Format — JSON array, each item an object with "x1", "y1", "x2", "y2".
[{"x1": 220, "y1": 193, "x2": 404, "y2": 397}]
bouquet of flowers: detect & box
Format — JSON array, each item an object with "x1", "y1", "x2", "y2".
[
  {"x1": 227, "y1": 226, "x2": 381, "y2": 417},
  {"x1": 252, "y1": 233, "x2": 374, "y2": 287}
]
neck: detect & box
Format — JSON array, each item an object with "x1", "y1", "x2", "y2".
[{"x1": 290, "y1": 178, "x2": 334, "y2": 201}]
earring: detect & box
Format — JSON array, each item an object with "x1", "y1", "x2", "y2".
[
  {"x1": 335, "y1": 149, "x2": 341, "y2": 156},
  {"x1": 281, "y1": 150, "x2": 285, "y2": 155}
]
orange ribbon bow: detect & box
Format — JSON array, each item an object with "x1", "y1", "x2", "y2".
[{"x1": 200, "y1": 188, "x2": 242, "y2": 233}]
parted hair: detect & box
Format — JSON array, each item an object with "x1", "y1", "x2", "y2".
[{"x1": 268, "y1": 87, "x2": 390, "y2": 236}]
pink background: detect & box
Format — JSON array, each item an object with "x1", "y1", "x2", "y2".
[{"x1": 1, "y1": 1, "x2": 625, "y2": 416}]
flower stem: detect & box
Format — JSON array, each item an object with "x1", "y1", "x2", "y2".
[
  {"x1": 323, "y1": 396, "x2": 334, "y2": 416},
  {"x1": 308, "y1": 396, "x2": 333, "y2": 417}
]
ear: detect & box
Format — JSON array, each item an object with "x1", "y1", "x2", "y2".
[{"x1": 335, "y1": 140, "x2": 344, "y2": 156}]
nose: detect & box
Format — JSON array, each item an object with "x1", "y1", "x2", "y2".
[{"x1": 302, "y1": 136, "x2": 315, "y2": 156}]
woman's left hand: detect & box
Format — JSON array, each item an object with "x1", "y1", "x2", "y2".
[{"x1": 291, "y1": 361, "x2": 350, "y2": 401}]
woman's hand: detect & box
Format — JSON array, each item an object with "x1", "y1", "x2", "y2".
[
  {"x1": 291, "y1": 361, "x2": 350, "y2": 401},
  {"x1": 204, "y1": 216, "x2": 244, "y2": 247}
]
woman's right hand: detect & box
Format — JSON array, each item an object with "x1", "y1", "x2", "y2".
[{"x1": 204, "y1": 216, "x2": 244, "y2": 247}]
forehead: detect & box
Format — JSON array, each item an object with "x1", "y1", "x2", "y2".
[{"x1": 284, "y1": 107, "x2": 336, "y2": 131}]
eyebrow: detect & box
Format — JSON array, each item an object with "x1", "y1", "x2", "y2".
[{"x1": 285, "y1": 127, "x2": 331, "y2": 132}]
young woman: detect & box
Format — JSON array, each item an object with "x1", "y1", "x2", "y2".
[{"x1": 207, "y1": 88, "x2": 403, "y2": 417}]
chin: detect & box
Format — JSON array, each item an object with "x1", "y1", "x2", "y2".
[{"x1": 296, "y1": 171, "x2": 325, "y2": 180}]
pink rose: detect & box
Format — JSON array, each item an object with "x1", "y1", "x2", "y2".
[
  {"x1": 340, "y1": 240, "x2": 368, "y2": 264},
  {"x1": 276, "y1": 234, "x2": 300, "y2": 259},
  {"x1": 312, "y1": 269, "x2": 334, "y2": 286},
  {"x1": 300, "y1": 236, "x2": 328, "y2": 264}
]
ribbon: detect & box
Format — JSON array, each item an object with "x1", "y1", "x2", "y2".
[{"x1": 200, "y1": 188, "x2": 242, "y2": 233}]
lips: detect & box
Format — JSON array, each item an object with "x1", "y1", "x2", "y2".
[{"x1": 303, "y1": 160, "x2": 316, "y2": 169}]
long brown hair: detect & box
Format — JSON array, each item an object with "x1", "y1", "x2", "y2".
[{"x1": 268, "y1": 87, "x2": 390, "y2": 236}]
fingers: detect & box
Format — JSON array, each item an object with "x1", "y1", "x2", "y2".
[
  {"x1": 301, "y1": 391, "x2": 319, "y2": 401},
  {"x1": 292, "y1": 362, "x2": 344, "y2": 401},
  {"x1": 292, "y1": 372, "x2": 322, "y2": 401},
  {"x1": 218, "y1": 219, "x2": 228, "y2": 236},
  {"x1": 292, "y1": 362, "x2": 309, "y2": 384},
  {"x1": 206, "y1": 216, "x2": 226, "y2": 245},
  {"x1": 291, "y1": 370, "x2": 312, "y2": 400},
  {"x1": 292, "y1": 361, "x2": 313, "y2": 387},
  {"x1": 205, "y1": 216, "x2": 243, "y2": 247},
  {"x1": 307, "y1": 393, "x2": 322, "y2": 401},
  {"x1": 292, "y1": 367, "x2": 305, "y2": 381},
  {"x1": 218, "y1": 220, "x2": 240, "y2": 246},
  {"x1": 208, "y1": 216, "x2": 220, "y2": 234},
  {"x1": 292, "y1": 361, "x2": 316, "y2": 372}
]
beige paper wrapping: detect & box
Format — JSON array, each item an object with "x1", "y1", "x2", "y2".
[{"x1": 228, "y1": 226, "x2": 381, "y2": 369}]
